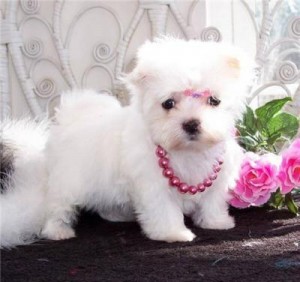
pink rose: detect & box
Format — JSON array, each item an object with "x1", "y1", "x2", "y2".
[
  {"x1": 230, "y1": 152, "x2": 280, "y2": 208},
  {"x1": 278, "y1": 138, "x2": 300, "y2": 194}
]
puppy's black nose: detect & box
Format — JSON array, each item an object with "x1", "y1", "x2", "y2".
[{"x1": 182, "y1": 119, "x2": 200, "y2": 135}]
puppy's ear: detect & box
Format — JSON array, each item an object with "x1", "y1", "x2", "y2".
[
  {"x1": 122, "y1": 66, "x2": 156, "y2": 109},
  {"x1": 227, "y1": 57, "x2": 240, "y2": 71},
  {"x1": 125, "y1": 40, "x2": 159, "y2": 89},
  {"x1": 127, "y1": 68, "x2": 148, "y2": 87},
  {"x1": 125, "y1": 65, "x2": 156, "y2": 93},
  {"x1": 222, "y1": 56, "x2": 242, "y2": 79},
  {"x1": 222, "y1": 50, "x2": 255, "y2": 83}
]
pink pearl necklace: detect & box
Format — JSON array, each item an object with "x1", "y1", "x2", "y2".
[{"x1": 156, "y1": 145, "x2": 224, "y2": 195}]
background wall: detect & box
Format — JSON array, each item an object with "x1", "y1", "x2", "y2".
[{"x1": 0, "y1": 0, "x2": 299, "y2": 120}]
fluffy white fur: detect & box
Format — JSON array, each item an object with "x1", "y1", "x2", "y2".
[
  {"x1": 0, "y1": 38, "x2": 253, "y2": 247},
  {"x1": 0, "y1": 120, "x2": 48, "y2": 247}
]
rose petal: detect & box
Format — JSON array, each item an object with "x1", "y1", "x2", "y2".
[
  {"x1": 252, "y1": 192, "x2": 272, "y2": 206},
  {"x1": 229, "y1": 196, "x2": 250, "y2": 208},
  {"x1": 291, "y1": 166, "x2": 300, "y2": 184},
  {"x1": 232, "y1": 152, "x2": 280, "y2": 205}
]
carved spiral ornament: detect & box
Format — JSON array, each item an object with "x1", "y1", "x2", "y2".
[
  {"x1": 2, "y1": 0, "x2": 300, "y2": 121},
  {"x1": 23, "y1": 38, "x2": 43, "y2": 58},
  {"x1": 288, "y1": 17, "x2": 300, "y2": 39},
  {"x1": 200, "y1": 27, "x2": 222, "y2": 42},
  {"x1": 20, "y1": 0, "x2": 40, "y2": 14},
  {"x1": 276, "y1": 61, "x2": 299, "y2": 84},
  {"x1": 93, "y1": 43, "x2": 114, "y2": 63},
  {"x1": 35, "y1": 78, "x2": 56, "y2": 98}
]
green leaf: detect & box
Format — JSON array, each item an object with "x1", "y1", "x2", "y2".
[
  {"x1": 243, "y1": 106, "x2": 257, "y2": 135},
  {"x1": 266, "y1": 112, "x2": 299, "y2": 140},
  {"x1": 255, "y1": 97, "x2": 292, "y2": 125},
  {"x1": 270, "y1": 190, "x2": 284, "y2": 209},
  {"x1": 238, "y1": 136, "x2": 258, "y2": 152},
  {"x1": 256, "y1": 119, "x2": 265, "y2": 134},
  {"x1": 236, "y1": 123, "x2": 246, "y2": 135},
  {"x1": 266, "y1": 132, "x2": 282, "y2": 146},
  {"x1": 285, "y1": 193, "x2": 299, "y2": 215},
  {"x1": 238, "y1": 136, "x2": 257, "y2": 146}
]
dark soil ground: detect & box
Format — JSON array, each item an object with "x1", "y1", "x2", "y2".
[{"x1": 2, "y1": 205, "x2": 300, "y2": 282}]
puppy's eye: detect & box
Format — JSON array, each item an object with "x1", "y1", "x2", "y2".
[
  {"x1": 162, "y1": 98, "x2": 176, "y2": 110},
  {"x1": 208, "y1": 96, "x2": 221, "y2": 106}
]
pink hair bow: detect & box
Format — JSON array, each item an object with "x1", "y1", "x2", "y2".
[{"x1": 184, "y1": 89, "x2": 211, "y2": 98}]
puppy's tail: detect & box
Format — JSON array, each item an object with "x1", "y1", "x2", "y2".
[{"x1": 0, "y1": 119, "x2": 48, "y2": 248}]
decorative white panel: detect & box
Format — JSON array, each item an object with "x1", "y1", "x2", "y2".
[
  {"x1": 241, "y1": 0, "x2": 300, "y2": 112},
  {"x1": 0, "y1": 0, "x2": 299, "y2": 120}
]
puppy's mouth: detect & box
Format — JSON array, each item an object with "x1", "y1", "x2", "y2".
[{"x1": 187, "y1": 134, "x2": 199, "y2": 141}]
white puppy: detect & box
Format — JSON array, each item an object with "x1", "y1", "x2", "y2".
[{"x1": 0, "y1": 38, "x2": 252, "y2": 247}]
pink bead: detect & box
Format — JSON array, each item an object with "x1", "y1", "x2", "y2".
[
  {"x1": 209, "y1": 173, "x2": 218, "y2": 181},
  {"x1": 213, "y1": 164, "x2": 221, "y2": 173},
  {"x1": 188, "y1": 186, "x2": 198, "y2": 195},
  {"x1": 218, "y1": 157, "x2": 224, "y2": 165},
  {"x1": 169, "y1": 176, "x2": 180, "y2": 187},
  {"x1": 197, "y1": 184, "x2": 206, "y2": 192},
  {"x1": 179, "y1": 183, "x2": 189, "y2": 193},
  {"x1": 163, "y1": 168, "x2": 174, "y2": 178},
  {"x1": 156, "y1": 146, "x2": 166, "y2": 158},
  {"x1": 159, "y1": 157, "x2": 169, "y2": 168},
  {"x1": 155, "y1": 145, "x2": 224, "y2": 196},
  {"x1": 203, "y1": 179, "x2": 213, "y2": 187}
]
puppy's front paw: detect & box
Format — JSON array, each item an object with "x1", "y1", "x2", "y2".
[
  {"x1": 166, "y1": 229, "x2": 196, "y2": 243},
  {"x1": 41, "y1": 223, "x2": 75, "y2": 240},
  {"x1": 148, "y1": 229, "x2": 196, "y2": 243},
  {"x1": 199, "y1": 215, "x2": 235, "y2": 230}
]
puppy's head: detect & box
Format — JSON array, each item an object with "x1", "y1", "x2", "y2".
[{"x1": 126, "y1": 38, "x2": 254, "y2": 152}]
